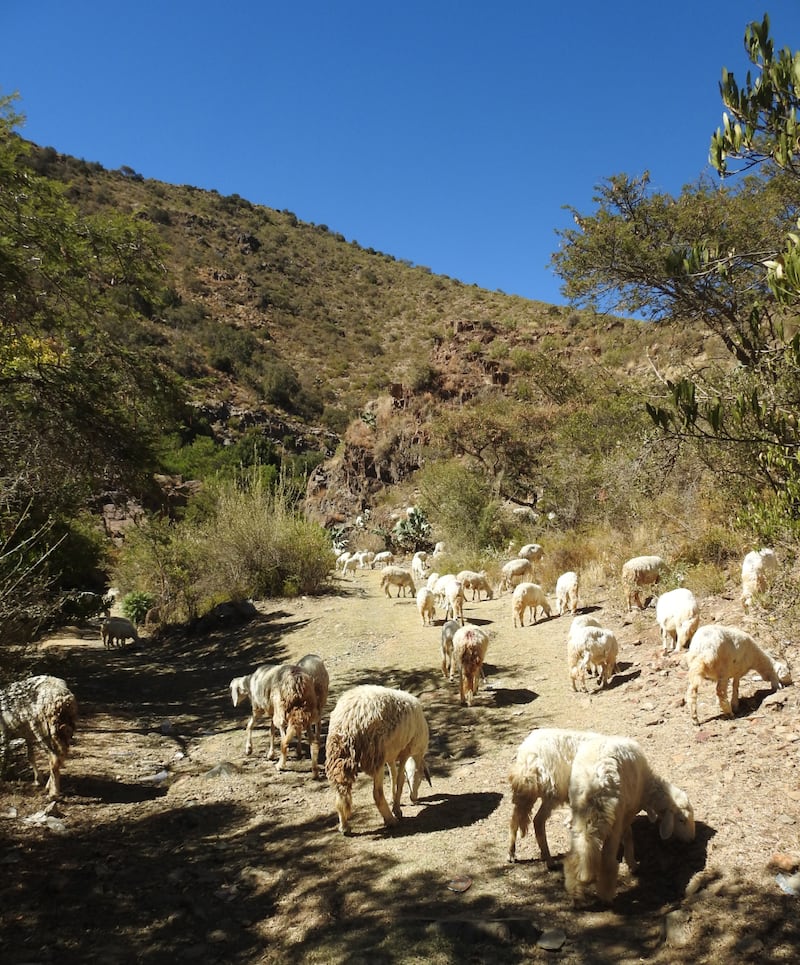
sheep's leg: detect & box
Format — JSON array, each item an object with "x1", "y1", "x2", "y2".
[
  {"x1": 24, "y1": 739, "x2": 43, "y2": 786},
  {"x1": 716, "y1": 677, "x2": 734, "y2": 717},
  {"x1": 45, "y1": 751, "x2": 62, "y2": 798},
  {"x1": 507, "y1": 791, "x2": 533, "y2": 862},
  {"x1": 392, "y1": 753, "x2": 410, "y2": 818},
  {"x1": 372, "y1": 768, "x2": 398, "y2": 827},
  {"x1": 335, "y1": 785, "x2": 353, "y2": 834},
  {"x1": 621, "y1": 825, "x2": 638, "y2": 872},
  {"x1": 533, "y1": 799, "x2": 559, "y2": 869},
  {"x1": 310, "y1": 732, "x2": 320, "y2": 778},
  {"x1": 596, "y1": 834, "x2": 622, "y2": 903},
  {"x1": 730, "y1": 676, "x2": 740, "y2": 713},
  {"x1": 244, "y1": 710, "x2": 260, "y2": 756}
]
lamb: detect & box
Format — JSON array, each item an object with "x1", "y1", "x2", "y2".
[
  {"x1": 440, "y1": 619, "x2": 460, "y2": 680},
  {"x1": 500, "y1": 557, "x2": 533, "y2": 593},
  {"x1": 741, "y1": 548, "x2": 779, "y2": 607},
  {"x1": 341, "y1": 555, "x2": 359, "y2": 578},
  {"x1": 325, "y1": 684, "x2": 431, "y2": 833},
  {"x1": 564, "y1": 734, "x2": 695, "y2": 904},
  {"x1": 508, "y1": 727, "x2": 603, "y2": 866},
  {"x1": 100, "y1": 616, "x2": 139, "y2": 649},
  {"x1": 411, "y1": 551, "x2": 429, "y2": 583},
  {"x1": 372, "y1": 551, "x2": 394, "y2": 568},
  {"x1": 621, "y1": 555, "x2": 665, "y2": 611},
  {"x1": 511, "y1": 581, "x2": 552, "y2": 627},
  {"x1": 555, "y1": 571, "x2": 580, "y2": 616},
  {"x1": 354, "y1": 550, "x2": 375, "y2": 569},
  {"x1": 567, "y1": 615, "x2": 602, "y2": 679},
  {"x1": 656, "y1": 587, "x2": 700, "y2": 653},
  {"x1": 230, "y1": 663, "x2": 282, "y2": 758},
  {"x1": 568, "y1": 626, "x2": 618, "y2": 691},
  {"x1": 456, "y1": 570, "x2": 494, "y2": 601},
  {"x1": 518, "y1": 543, "x2": 545, "y2": 563},
  {"x1": 0, "y1": 675, "x2": 78, "y2": 798},
  {"x1": 416, "y1": 587, "x2": 436, "y2": 627},
  {"x1": 441, "y1": 578, "x2": 465, "y2": 625},
  {"x1": 380, "y1": 566, "x2": 416, "y2": 598},
  {"x1": 685, "y1": 624, "x2": 792, "y2": 724},
  {"x1": 271, "y1": 665, "x2": 321, "y2": 777},
  {"x1": 452, "y1": 623, "x2": 490, "y2": 705}
]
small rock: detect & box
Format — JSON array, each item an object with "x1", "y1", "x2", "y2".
[
  {"x1": 769, "y1": 853, "x2": 800, "y2": 873},
  {"x1": 663, "y1": 909, "x2": 692, "y2": 947},
  {"x1": 537, "y1": 928, "x2": 566, "y2": 951},
  {"x1": 776, "y1": 872, "x2": 800, "y2": 895},
  {"x1": 204, "y1": 762, "x2": 240, "y2": 779}
]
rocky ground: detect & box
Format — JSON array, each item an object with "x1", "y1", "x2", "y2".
[{"x1": 1, "y1": 567, "x2": 798, "y2": 964}]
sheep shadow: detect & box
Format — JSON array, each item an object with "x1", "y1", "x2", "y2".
[
  {"x1": 604, "y1": 666, "x2": 641, "y2": 690},
  {"x1": 489, "y1": 687, "x2": 538, "y2": 707},
  {"x1": 67, "y1": 774, "x2": 168, "y2": 805},
  {"x1": 384, "y1": 790, "x2": 505, "y2": 837}
]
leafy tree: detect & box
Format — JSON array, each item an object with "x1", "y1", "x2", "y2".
[{"x1": 551, "y1": 17, "x2": 800, "y2": 534}]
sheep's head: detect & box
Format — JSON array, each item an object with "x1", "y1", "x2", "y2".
[
  {"x1": 773, "y1": 660, "x2": 793, "y2": 686},
  {"x1": 648, "y1": 783, "x2": 695, "y2": 843},
  {"x1": 230, "y1": 677, "x2": 249, "y2": 707}
]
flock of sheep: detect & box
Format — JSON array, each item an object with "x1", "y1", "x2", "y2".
[{"x1": 0, "y1": 541, "x2": 792, "y2": 906}]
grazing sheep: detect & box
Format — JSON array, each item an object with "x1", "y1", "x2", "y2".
[
  {"x1": 271, "y1": 665, "x2": 321, "y2": 776},
  {"x1": 452, "y1": 623, "x2": 490, "y2": 705},
  {"x1": 567, "y1": 615, "x2": 602, "y2": 680},
  {"x1": 564, "y1": 735, "x2": 695, "y2": 904},
  {"x1": 411, "y1": 551, "x2": 429, "y2": 583},
  {"x1": 555, "y1": 571, "x2": 580, "y2": 616},
  {"x1": 441, "y1": 578, "x2": 466, "y2": 625},
  {"x1": 519, "y1": 543, "x2": 545, "y2": 563},
  {"x1": 621, "y1": 555, "x2": 665, "y2": 611},
  {"x1": 686, "y1": 624, "x2": 792, "y2": 724},
  {"x1": 416, "y1": 587, "x2": 436, "y2": 627},
  {"x1": 656, "y1": 588, "x2": 700, "y2": 653},
  {"x1": 297, "y1": 653, "x2": 329, "y2": 755},
  {"x1": 456, "y1": 570, "x2": 494, "y2": 601},
  {"x1": 230, "y1": 664, "x2": 282, "y2": 758},
  {"x1": 342, "y1": 555, "x2": 359, "y2": 578},
  {"x1": 372, "y1": 551, "x2": 394, "y2": 568},
  {"x1": 508, "y1": 727, "x2": 603, "y2": 866},
  {"x1": 512, "y1": 582, "x2": 552, "y2": 627},
  {"x1": 741, "y1": 548, "x2": 779, "y2": 607},
  {"x1": 325, "y1": 684, "x2": 431, "y2": 833},
  {"x1": 500, "y1": 558, "x2": 534, "y2": 593},
  {"x1": 0, "y1": 675, "x2": 78, "y2": 798},
  {"x1": 432, "y1": 541, "x2": 446, "y2": 559},
  {"x1": 440, "y1": 619, "x2": 461, "y2": 680},
  {"x1": 100, "y1": 616, "x2": 140, "y2": 649},
  {"x1": 568, "y1": 626, "x2": 618, "y2": 691},
  {"x1": 380, "y1": 566, "x2": 416, "y2": 598},
  {"x1": 354, "y1": 550, "x2": 375, "y2": 569}
]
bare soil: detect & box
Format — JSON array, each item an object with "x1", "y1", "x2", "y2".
[{"x1": 1, "y1": 569, "x2": 799, "y2": 964}]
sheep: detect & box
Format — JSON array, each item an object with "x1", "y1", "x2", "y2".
[
  {"x1": 325, "y1": 684, "x2": 431, "y2": 833},
  {"x1": 372, "y1": 551, "x2": 394, "y2": 568},
  {"x1": 0, "y1": 675, "x2": 78, "y2": 799},
  {"x1": 440, "y1": 619, "x2": 460, "y2": 680},
  {"x1": 511, "y1": 581, "x2": 551, "y2": 627},
  {"x1": 564, "y1": 735, "x2": 695, "y2": 904},
  {"x1": 230, "y1": 663, "x2": 282, "y2": 758},
  {"x1": 656, "y1": 587, "x2": 700, "y2": 654},
  {"x1": 685, "y1": 624, "x2": 793, "y2": 724},
  {"x1": 741, "y1": 548, "x2": 779, "y2": 607},
  {"x1": 568, "y1": 626, "x2": 618, "y2": 691},
  {"x1": 100, "y1": 616, "x2": 139, "y2": 649},
  {"x1": 416, "y1": 587, "x2": 436, "y2": 627},
  {"x1": 508, "y1": 727, "x2": 603, "y2": 866},
  {"x1": 341, "y1": 555, "x2": 359, "y2": 578},
  {"x1": 555, "y1": 571, "x2": 580, "y2": 616},
  {"x1": 566, "y1": 615, "x2": 602, "y2": 680},
  {"x1": 456, "y1": 570, "x2": 494, "y2": 601},
  {"x1": 354, "y1": 550, "x2": 375, "y2": 569},
  {"x1": 518, "y1": 543, "x2": 545, "y2": 563},
  {"x1": 452, "y1": 623, "x2": 490, "y2": 705},
  {"x1": 441, "y1": 578, "x2": 466, "y2": 625},
  {"x1": 500, "y1": 558, "x2": 533, "y2": 593},
  {"x1": 621, "y1": 555, "x2": 665, "y2": 611},
  {"x1": 297, "y1": 653, "x2": 329, "y2": 755},
  {"x1": 432, "y1": 541, "x2": 446, "y2": 559},
  {"x1": 336, "y1": 550, "x2": 352, "y2": 568},
  {"x1": 426, "y1": 571, "x2": 441, "y2": 591},
  {"x1": 380, "y1": 566, "x2": 416, "y2": 598},
  {"x1": 271, "y1": 665, "x2": 321, "y2": 777},
  {"x1": 411, "y1": 551, "x2": 429, "y2": 583}
]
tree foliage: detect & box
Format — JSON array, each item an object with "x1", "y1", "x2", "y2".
[{"x1": 551, "y1": 18, "x2": 800, "y2": 534}]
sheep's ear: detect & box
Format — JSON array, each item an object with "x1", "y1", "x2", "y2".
[
  {"x1": 659, "y1": 810, "x2": 675, "y2": 840},
  {"x1": 645, "y1": 807, "x2": 659, "y2": 824}
]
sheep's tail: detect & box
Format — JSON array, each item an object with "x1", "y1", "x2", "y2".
[
  {"x1": 44, "y1": 693, "x2": 79, "y2": 758},
  {"x1": 508, "y1": 761, "x2": 542, "y2": 839},
  {"x1": 423, "y1": 760, "x2": 432, "y2": 788}
]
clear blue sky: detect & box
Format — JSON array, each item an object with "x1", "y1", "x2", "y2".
[{"x1": 4, "y1": 2, "x2": 800, "y2": 306}]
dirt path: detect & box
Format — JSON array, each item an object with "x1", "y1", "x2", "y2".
[{"x1": 1, "y1": 569, "x2": 798, "y2": 964}]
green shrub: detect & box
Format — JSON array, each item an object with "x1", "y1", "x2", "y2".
[{"x1": 122, "y1": 591, "x2": 157, "y2": 625}]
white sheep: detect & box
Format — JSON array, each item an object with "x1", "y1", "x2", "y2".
[
  {"x1": 656, "y1": 587, "x2": 700, "y2": 653},
  {"x1": 518, "y1": 543, "x2": 544, "y2": 563},
  {"x1": 297, "y1": 653, "x2": 329, "y2": 756},
  {"x1": 426, "y1": 571, "x2": 441, "y2": 591},
  {"x1": 439, "y1": 619, "x2": 459, "y2": 680},
  {"x1": 100, "y1": 616, "x2": 139, "y2": 649},
  {"x1": 354, "y1": 550, "x2": 375, "y2": 569},
  {"x1": 441, "y1": 578, "x2": 465, "y2": 625},
  {"x1": 325, "y1": 684, "x2": 431, "y2": 833},
  {"x1": 564, "y1": 735, "x2": 695, "y2": 904},
  {"x1": 685, "y1": 624, "x2": 792, "y2": 724},
  {"x1": 0, "y1": 675, "x2": 78, "y2": 799},
  {"x1": 336, "y1": 550, "x2": 352, "y2": 568},
  {"x1": 416, "y1": 587, "x2": 436, "y2": 627},
  {"x1": 511, "y1": 581, "x2": 551, "y2": 627},
  {"x1": 555, "y1": 571, "x2": 580, "y2": 616},
  {"x1": 508, "y1": 727, "x2": 603, "y2": 866},
  {"x1": 411, "y1": 551, "x2": 429, "y2": 583},
  {"x1": 741, "y1": 548, "x2": 779, "y2": 607},
  {"x1": 452, "y1": 623, "x2": 490, "y2": 705},
  {"x1": 500, "y1": 557, "x2": 533, "y2": 593},
  {"x1": 568, "y1": 626, "x2": 618, "y2": 691},
  {"x1": 432, "y1": 541, "x2": 446, "y2": 559},
  {"x1": 621, "y1": 555, "x2": 665, "y2": 611},
  {"x1": 230, "y1": 663, "x2": 281, "y2": 758},
  {"x1": 456, "y1": 570, "x2": 494, "y2": 601},
  {"x1": 380, "y1": 566, "x2": 416, "y2": 598},
  {"x1": 341, "y1": 555, "x2": 359, "y2": 578},
  {"x1": 372, "y1": 551, "x2": 394, "y2": 568}
]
